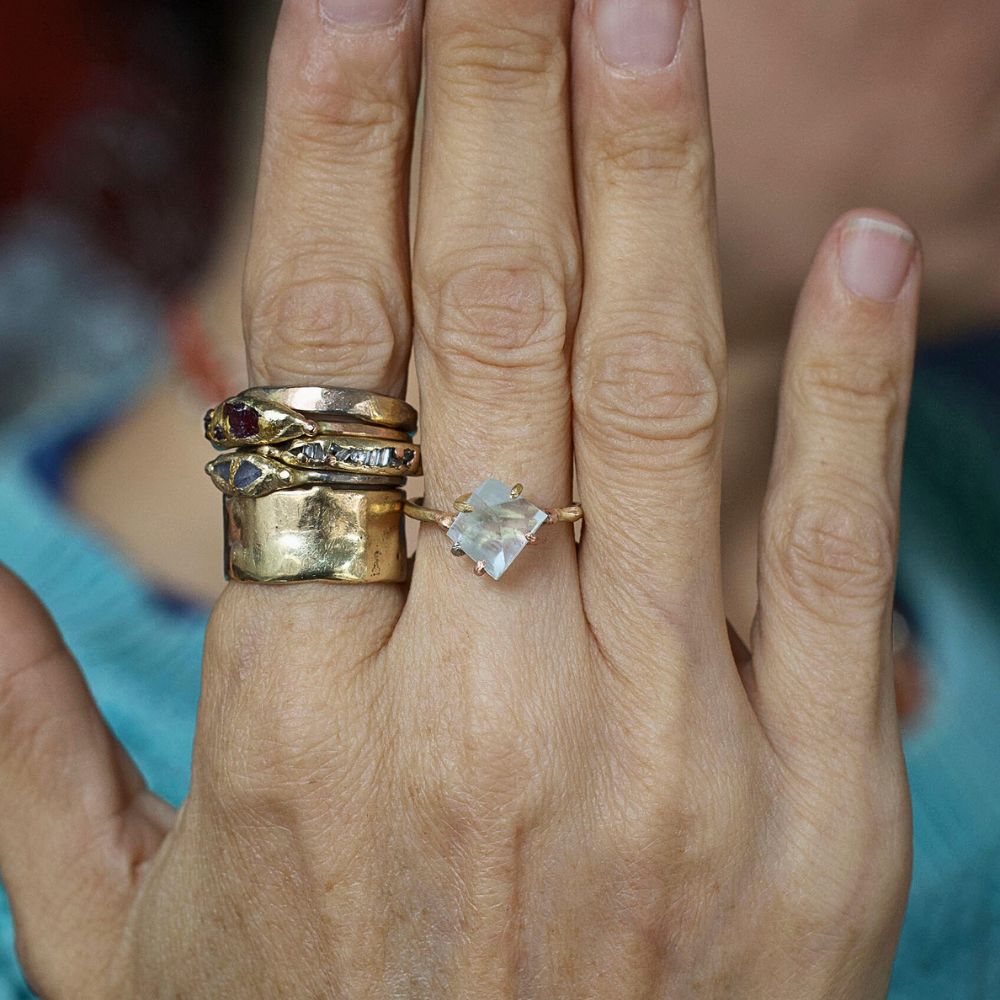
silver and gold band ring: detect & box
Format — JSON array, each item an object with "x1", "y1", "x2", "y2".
[
  {"x1": 283, "y1": 421, "x2": 408, "y2": 441},
  {"x1": 246, "y1": 386, "x2": 417, "y2": 433},
  {"x1": 258, "y1": 436, "x2": 421, "y2": 477}
]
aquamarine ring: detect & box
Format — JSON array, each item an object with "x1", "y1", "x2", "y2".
[{"x1": 404, "y1": 480, "x2": 583, "y2": 581}]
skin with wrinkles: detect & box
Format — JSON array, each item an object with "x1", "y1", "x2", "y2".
[{"x1": 0, "y1": 1, "x2": 919, "y2": 997}]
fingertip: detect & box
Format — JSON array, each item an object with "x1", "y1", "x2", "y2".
[{"x1": 794, "y1": 209, "x2": 923, "y2": 347}]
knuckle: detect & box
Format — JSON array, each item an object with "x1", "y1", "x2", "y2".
[
  {"x1": 245, "y1": 262, "x2": 402, "y2": 385},
  {"x1": 782, "y1": 782, "x2": 911, "y2": 940},
  {"x1": 416, "y1": 257, "x2": 569, "y2": 381},
  {"x1": 427, "y1": 731, "x2": 547, "y2": 858},
  {"x1": 272, "y1": 89, "x2": 410, "y2": 162},
  {"x1": 204, "y1": 725, "x2": 336, "y2": 827},
  {"x1": 769, "y1": 492, "x2": 897, "y2": 613},
  {"x1": 438, "y1": 24, "x2": 563, "y2": 102},
  {"x1": 592, "y1": 119, "x2": 712, "y2": 195},
  {"x1": 576, "y1": 334, "x2": 721, "y2": 468},
  {"x1": 793, "y1": 356, "x2": 901, "y2": 430}
]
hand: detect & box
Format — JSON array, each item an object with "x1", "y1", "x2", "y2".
[{"x1": 0, "y1": 0, "x2": 918, "y2": 996}]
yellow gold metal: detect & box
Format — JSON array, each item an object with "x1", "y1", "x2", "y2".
[
  {"x1": 258, "y1": 436, "x2": 421, "y2": 477},
  {"x1": 546, "y1": 504, "x2": 584, "y2": 524},
  {"x1": 206, "y1": 451, "x2": 404, "y2": 498},
  {"x1": 510, "y1": 483, "x2": 524, "y2": 499},
  {"x1": 224, "y1": 487, "x2": 407, "y2": 584}
]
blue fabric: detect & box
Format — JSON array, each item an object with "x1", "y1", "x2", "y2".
[
  {"x1": 0, "y1": 397, "x2": 206, "y2": 998},
  {"x1": 0, "y1": 338, "x2": 997, "y2": 997},
  {"x1": 889, "y1": 333, "x2": 1000, "y2": 999}
]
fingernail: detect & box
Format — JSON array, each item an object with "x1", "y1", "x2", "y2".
[
  {"x1": 594, "y1": 0, "x2": 686, "y2": 71},
  {"x1": 839, "y1": 217, "x2": 915, "y2": 302},
  {"x1": 319, "y1": 0, "x2": 407, "y2": 28}
]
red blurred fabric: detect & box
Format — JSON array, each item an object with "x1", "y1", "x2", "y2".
[{"x1": 0, "y1": 1, "x2": 94, "y2": 202}]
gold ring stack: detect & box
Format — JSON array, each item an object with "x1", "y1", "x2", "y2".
[{"x1": 204, "y1": 387, "x2": 418, "y2": 584}]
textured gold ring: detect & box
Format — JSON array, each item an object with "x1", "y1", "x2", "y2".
[
  {"x1": 225, "y1": 487, "x2": 406, "y2": 584},
  {"x1": 246, "y1": 386, "x2": 417, "y2": 432},
  {"x1": 405, "y1": 480, "x2": 582, "y2": 580}
]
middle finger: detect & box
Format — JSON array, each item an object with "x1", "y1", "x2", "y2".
[
  {"x1": 571, "y1": 0, "x2": 730, "y2": 670},
  {"x1": 411, "y1": 0, "x2": 581, "y2": 590}
]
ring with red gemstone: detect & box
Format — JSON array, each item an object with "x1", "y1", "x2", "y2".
[
  {"x1": 404, "y1": 481, "x2": 583, "y2": 581},
  {"x1": 204, "y1": 390, "x2": 415, "y2": 451}
]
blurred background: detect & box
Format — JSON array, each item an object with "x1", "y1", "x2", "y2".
[
  {"x1": 0, "y1": 1, "x2": 998, "y2": 998},
  {"x1": 0, "y1": 0, "x2": 237, "y2": 416}
]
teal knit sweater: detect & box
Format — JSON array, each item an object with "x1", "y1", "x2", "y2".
[{"x1": 0, "y1": 338, "x2": 998, "y2": 998}]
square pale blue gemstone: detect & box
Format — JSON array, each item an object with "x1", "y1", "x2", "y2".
[{"x1": 447, "y1": 480, "x2": 548, "y2": 580}]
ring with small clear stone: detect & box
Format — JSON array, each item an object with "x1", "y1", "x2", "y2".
[{"x1": 404, "y1": 480, "x2": 583, "y2": 581}]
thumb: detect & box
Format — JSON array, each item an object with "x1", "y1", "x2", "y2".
[{"x1": 0, "y1": 567, "x2": 173, "y2": 996}]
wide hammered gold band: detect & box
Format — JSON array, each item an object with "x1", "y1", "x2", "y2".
[{"x1": 224, "y1": 487, "x2": 407, "y2": 584}]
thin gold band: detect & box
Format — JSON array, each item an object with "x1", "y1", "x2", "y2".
[
  {"x1": 403, "y1": 482, "x2": 582, "y2": 580},
  {"x1": 403, "y1": 499, "x2": 583, "y2": 529}
]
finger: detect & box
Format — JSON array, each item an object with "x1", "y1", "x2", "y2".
[
  {"x1": 751, "y1": 211, "x2": 920, "y2": 758},
  {"x1": 0, "y1": 568, "x2": 172, "y2": 995},
  {"x1": 226, "y1": 0, "x2": 425, "y2": 670},
  {"x1": 570, "y1": 0, "x2": 730, "y2": 669},
  {"x1": 244, "y1": 0, "x2": 424, "y2": 393},
  {"x1": 411, "y1": 0, "x2": 581, "y2": 586}
]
